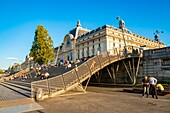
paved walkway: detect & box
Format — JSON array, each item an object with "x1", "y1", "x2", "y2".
[
  {"x1": 0, "y1": 98, "x2": 43, "y2": 113},
  {"x1": 1, "y1": 86, "x2": 170, "y2": 113},
  {"x1": 0, "y1": 84, "x2": 43, "y2": 113},
  {"x1": 0, "y1": 84, "x2": 26, "y2": 101},
  {"x1": 26, "y1": 86, "x2": 170, "y2": 113}
]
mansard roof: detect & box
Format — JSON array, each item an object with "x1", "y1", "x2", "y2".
[
  {"x1": 69, "y1": 20, "x2": 90, "y2": 39},
  {"x1": 77, "y1": 25, "x2": 108, "y2": 39},
  {"x1": 76, "y1": 24, "x2": 165, "y2": 46}
]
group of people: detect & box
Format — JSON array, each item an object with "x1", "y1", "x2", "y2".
[
  {"x1": 33, "y1": 65, "x2": 50, "y2": 80},
  {"x1": 39, "y1": 71, "x2": 50, "y2": 80},
  {"x1": 142, "y1": 76, "x2": 164, "y2": 99},
  {"x1": 57, "y1": 56, "x2": 94, "y2": 68},
  {"x1": 19, "y1": 73, "x2": 32, "y2": 81},
  {"x1": 56, "y1": 59, "x2": 81, "y2": 69},
  {"x1": 34, "y1": 71, "x2": 50, "y2": 80}
]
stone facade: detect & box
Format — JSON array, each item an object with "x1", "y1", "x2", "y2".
[
  {"x1": 8, "y1": 56, "x2": 34, "y2": 74},
  {"x1": 54, "y1": 20, "x2": 165, "y2": 64},
  {"x1": 8, "y1": 63, "x2": 21, "y2": 74},
  {"x1": 141, "y1": 47, "x2": 170, "y2": 83}
]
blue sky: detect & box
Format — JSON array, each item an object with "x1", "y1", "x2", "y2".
[{"x1": 0, "y1": 0, "x2": 170, "y2": 69}]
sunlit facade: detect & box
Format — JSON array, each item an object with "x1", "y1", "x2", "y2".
[{"x1": 55, "y1": 20, "x2": 165, "y2": 63}]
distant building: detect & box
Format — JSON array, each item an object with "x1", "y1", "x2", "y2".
[
  {"x1": 54, "y1": 20, "x2": 165, "y2": 63},
  {"x1": 142, "y1": 47, "x2": 170, "y2": 83},
  {"x1": 8, "y1": 55, "x2": 34, "y2": 74},
  {"x1": 21, "y1": 55, "x2": 34, "y2": 70},
  {"x1": 8, "y1": 63, "x2": 21, "y2": 74}
]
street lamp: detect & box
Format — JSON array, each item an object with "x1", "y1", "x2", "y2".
[
  {"x1": 116, "y1": 16, "x2": 127, "y2": 55},
  {"x1": 54, "y1": 43, "x2": 61, "y2": 66},
  {"x1": 154, "y1": 30, "x2": 163, "y2": 42},
  {"x1": 122, "y1": 28, "x2": 128, "y2": 55},
  {"x1": 154, "y1": 30, "x2": 163, "y2": 48}
]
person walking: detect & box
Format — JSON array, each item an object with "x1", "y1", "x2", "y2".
[
  {"x1": 149, "y1": 76, "x2": 158, "y2": 99},
  {"x1": 142, "y1": 76, "x2": 149, "y2": 98}
]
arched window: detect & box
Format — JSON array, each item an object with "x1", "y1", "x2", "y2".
[
  {"x1": 69, "y1": 52, "x2": 72, "y2": 60},
  {"x1": 66, "y1": 38, "x2": 71, "y2": 47}
]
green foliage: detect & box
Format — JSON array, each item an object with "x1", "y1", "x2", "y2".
[
  {"x1": 30, "y1": 25, "x2": 54, "y2": 65},
  {"x1": 0, "y1": 69, "x2": 3, "y2": 74}
]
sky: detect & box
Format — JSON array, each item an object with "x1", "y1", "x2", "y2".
[{"x1": 0, "y1": 0, "x2": 170, "y2": 69}]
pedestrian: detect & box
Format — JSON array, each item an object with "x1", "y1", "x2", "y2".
[
  {"x1": 149, "y1": 76, "x2": 158, "y2": 99},
  {"x1": 44, "y1": 71, "x2": 50, "y2": 79},
  {"x1": 142, "y1": 76, "x2": 149, "y2": 98},
  {"x1": 157, "y1": 82, "x2": 164, "y2": 92},
  {"x1": 35, "y1": 71, "x2": 41, "y2": 78},
  {"x1": 75, "y1": 64, "x2": 78, "y2": 72},
  {"x1": 40, "y1": 72, "x2": 45, "y2": 80}
]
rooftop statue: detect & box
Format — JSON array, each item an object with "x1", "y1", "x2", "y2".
[
  {"x1": 116, "y1": 16, "x2": 125, "y2": 29},
  {"x1": 154, "y1": 30, "x2": 163, "y2": 42},
  {"x1": 77, "y1": 20, "x2": 81, "y2": 27}
]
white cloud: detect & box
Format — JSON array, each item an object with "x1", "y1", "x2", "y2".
[{"x1": 6, "y1": 57, "x2": 18, "y2": 61}]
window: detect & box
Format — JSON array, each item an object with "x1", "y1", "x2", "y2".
[
  {"x1": 87, "y1": 47, "x2": 89, "y2": 56},
  {"x1": 82, "y1": 49, "x2": 84, "y2": 58},
  {"x1": 98, "y1": 43, "x2": 101, "y2": 53},
  {"x1": 87, "y1": 47, "x2": 89, "y2": 50},
  {"x1": 92, "y1": 45, "x2": 95, "y2": 55},
  {"x1": 69, "y1": 52, "x2": 72, "y2": 60},
  {"x1": 66, "y1": 38, "x2": 71, "y2": 47},
  {"x1": 77, "y1": 50, "x2": 80, "y2": 59}
]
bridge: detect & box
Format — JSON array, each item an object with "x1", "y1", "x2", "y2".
[{"x1": 0, "y1": 48, "x2": 142, "y2": 101}]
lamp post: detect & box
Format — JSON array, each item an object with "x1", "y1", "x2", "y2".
[
  {"x1": 121, "y1": 28, "x2": 128, "y2": 55},
  {"x1": 116, "y1": 16, "x2": 127, "y2": 56},
  {"x1": 54, "y1": 43, "x2": 61, "y2": 66}
]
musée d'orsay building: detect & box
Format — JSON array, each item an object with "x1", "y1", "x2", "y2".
[{"x1": 55, "y1": 18, "x2": 165, "y2": 62}]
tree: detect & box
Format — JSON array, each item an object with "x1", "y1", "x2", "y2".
[
  {"x1": 30, "y1": 25, "x2": 54, "y2": 65},
  {"x1": 0, "y1": 69, "x2": 3, "y2": 74}
]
